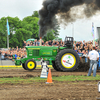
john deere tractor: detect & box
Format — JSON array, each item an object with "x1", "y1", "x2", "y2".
[{"x1": 15, "y1": 36, "x2": 80, "y2": 72}]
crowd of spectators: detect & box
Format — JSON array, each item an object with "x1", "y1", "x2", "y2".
[
  {"x1": 0, "y1": 46, "x2": 27, "y2": 60},
  {"x1": 0, "y1": 39, "x2": 99, "y2": 60}
]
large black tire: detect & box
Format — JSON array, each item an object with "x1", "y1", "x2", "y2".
[
  {"x1": 55, "y1": 49, "x2": 80, "y2": 72},
  {"x1": 22, "y1": 63, "x2": 27, "y2": 70},
  {"x1": 52, "y1": 61, "x2": 61, "y2": 71},
  {"x1": 25, "y1": 59, "x2": 36, "y2": 71}
]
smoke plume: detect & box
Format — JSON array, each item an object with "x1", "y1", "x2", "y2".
[{"x1": 39, "y1": 0, "x2": 100, "y2": 37}]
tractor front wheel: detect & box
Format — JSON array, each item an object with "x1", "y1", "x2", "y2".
[{"x1": 25, "y1": 59, "x2": 36, "y2": 71}]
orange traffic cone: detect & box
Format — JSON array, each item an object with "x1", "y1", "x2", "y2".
[{"x1": 46, "y1": 69, "x2": 53, "y2": 84}]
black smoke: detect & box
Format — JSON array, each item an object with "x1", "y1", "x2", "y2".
[{"x1": 39, "y1": 0, "x2": 100, "y2": 37}]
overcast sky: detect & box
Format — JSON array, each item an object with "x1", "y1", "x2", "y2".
[{"x1": 0, "y1": 0, "x2": 100, "y2": 41}]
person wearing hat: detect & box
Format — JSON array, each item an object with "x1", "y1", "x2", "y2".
[{"x1": 87, "y1": 46, "x2": 99, "y2": 77}]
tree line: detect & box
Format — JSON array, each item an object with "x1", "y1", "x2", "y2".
[{"x1": 0, "y1": 11, "x2": 60, "y2": 48}]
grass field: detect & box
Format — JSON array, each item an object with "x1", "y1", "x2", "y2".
[{"x1": 0, "y1": 75, "x2": 100, "y2": 84}]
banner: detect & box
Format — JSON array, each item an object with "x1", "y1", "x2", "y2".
[
  {"x1": 91, "y1": 22, "x2": 95, "y2": 46},
  {"x1": 7, "y1": 19, "x2": 10, "y2": 35}
]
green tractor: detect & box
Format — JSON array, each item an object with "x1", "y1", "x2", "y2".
[{"x1": 15, "y1": 36, "x2": 80, "y2": 71}]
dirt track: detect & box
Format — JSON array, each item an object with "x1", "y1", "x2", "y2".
[
  {"x1": 0, "y1": 68, "x2": 100, "y2": 78},
  {"x1": 0, "y1": 69, "x2": 100, "y2": 100}
]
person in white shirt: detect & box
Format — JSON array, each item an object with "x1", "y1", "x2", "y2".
[{"x1": 87, "y1": 46, "x2": 99, "y2": 77}]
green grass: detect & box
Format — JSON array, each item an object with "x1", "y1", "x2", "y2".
[
  {"x1": 0, "y1": 77, "x2": 47, "y2": 84},
  {"x1": 0, "y1": 75, "x2": 100, "y2": 84},
  {"x1": 53, "y1": 75, "x2": 100, "y2": 81}
]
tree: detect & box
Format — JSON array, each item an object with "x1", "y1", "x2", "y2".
[
  {"x1": 32, "y1": 11, "x2": 39, "y2": 18},
  {"x1": 11, "y1": 28, "x2": 32, "y2": 47},
  {"x1": 0, "y1": 17, "x2": 8, "y2": 48},
  {"x1": 22, "y1": 16, "x2": 39, "y2": 39},
  {"x1": 0, "y1": 28, "x2": 6, "y2": 48},
  {"x1": 0, "y1": 16, "x2": 22, "y2": 48},
  {"x1": 42, "y1": 25, "x2": 60, "y2": 42}
]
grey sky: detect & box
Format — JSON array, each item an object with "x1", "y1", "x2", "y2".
[
  {"x1": 0, "y1": 0, "x2": 100, "y2": 41},
  {"x1": 0, "y1": 0, "x2": 43, "y2": 19}
]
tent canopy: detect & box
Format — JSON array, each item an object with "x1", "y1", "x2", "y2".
[
  {"x1": 53, "y1": 37, "x2": 62, "y2": 41},
  {"x1": 26, "y1": 38, "x2": 35, "y2": 42}
]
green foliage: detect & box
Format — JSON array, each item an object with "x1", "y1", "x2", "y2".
[
  {"x1": 0, "y1": 16, "x2": 22, "y2": 48},
  {"x1": 11, "y1": 28, "x2": 33, "y2": 47},
  {"x1": 0, "y1": 17, "x2": 7, "y2": 48},
  {"x1": 22, "y1": 16, "x2": 39, "y2": 39},
  {"x1": 43, "y1": 26, "x2": 60, "y2": 42},
  {"x1": 32, "y1": 11, "x2": 39, "y2": 18},
  {"x1": 43, "y1": 30, "x2": 56, "y2": 42}
]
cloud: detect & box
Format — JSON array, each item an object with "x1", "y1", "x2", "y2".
[{"x1": 0, "y1": 0, "x2": 43, "y2": 20}]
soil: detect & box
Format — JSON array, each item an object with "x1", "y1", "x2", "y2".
[{"x1": 0, "y1": 68, "x2": 100, "y2": 100}]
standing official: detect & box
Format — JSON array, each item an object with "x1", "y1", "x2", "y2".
[{"x1": 87, "y1": 46, "x2": 99, "y2": 77}]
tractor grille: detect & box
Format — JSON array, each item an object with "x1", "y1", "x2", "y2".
[{"x1": 33, "y1": 50, "x2": 39, "y2": 56}]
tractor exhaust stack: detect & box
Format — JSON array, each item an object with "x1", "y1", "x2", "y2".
[{"x1": 40, "y1": 37, "x2": 42, "y2": 46}]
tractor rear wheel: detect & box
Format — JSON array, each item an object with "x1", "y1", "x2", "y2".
[
  {"x1": 25, "y1": 59, "x2": 36, "y2": 71},
  {"x1": 55, "y1": 49, "x2": 80, "y2": 72},
  {"x1": 52, "y1": 61, "x2": 61, "y2": 71},
  {"x1": 22, "y1": 63, "x2": 27, "y2": 70}
]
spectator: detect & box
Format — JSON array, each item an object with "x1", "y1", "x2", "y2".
[
  {"x1": 48, "y1": 40, "x2": 52, "y2": 46},
  {"x1": 82, "y1": 50, "x2": 88, "y2": 57},
  {"x1": 56, "y1": 41, "x2": 59, "y2": 46},
  {"x1": 76, "y1": 41, "x2": 80, "y2": 47},
  {"x1": 0, "y1": 50, "x2": 2, "y2": 60},
  {"x1": 42, "y1": 40, "x2": 44, "y2": 46},
  {"x1": 45, "y1": 41, "x2": 49, "y2": 46},
  {"x1": 23, "y1": 41, "x2": 26, "y2": 48},
  {"x1": 14, "y1": 51, "x2": 17, "y2": 59},
  {"x1": 30, "y1": 42, "x2": 33, "y2": 46},
  {"x1": 80, "y1": 43, "x2": 84, "y2": 52},
  {"x1": 77, "y1": 49, "x2": 83, "y2": 57},
  {"x1": 60, "y1": 39, "x2": 64, "y2": 46},
  {"x1": 1, "y1": 50, "x2": 5, "y2": 60},
  {"x1": 74, "y1": 47, "x2": 78, "y2": 52},
  {"x1": 34, "y1": 39, "x2": 38, "y2": 46},
  {"x1": 37, "y1": 40, "x2": 40, "y2": 46},
  {"x1": 27, "y1": 41, "x2": 30, "y2": 46},
  {"x1": 4, "y1": 51, "x2": 8, "y2": 60},
  {"x1": 87, "y1": 46, "x2": 99, "y2": 77},
  {"x1": 52, "y1": 40, "x2": 56, "y2": 46}
]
